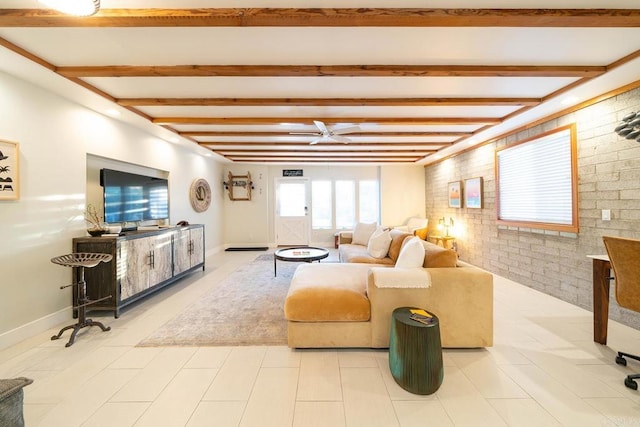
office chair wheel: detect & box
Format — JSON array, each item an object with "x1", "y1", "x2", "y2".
[
  {"x1": 616, "y1": 355, "x2": 627, "y2": 366},
  {"x1": 624, "y1": 377, "x2": 638, "y2": 390}
]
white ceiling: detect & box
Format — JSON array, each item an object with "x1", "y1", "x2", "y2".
[{"x1": 1, "y1": 1, "x2": 639, "y2": 164}]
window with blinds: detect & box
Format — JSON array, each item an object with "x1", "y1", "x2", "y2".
[{"x1": 495, "y1": 124, "x2": 578, "y2": 232}]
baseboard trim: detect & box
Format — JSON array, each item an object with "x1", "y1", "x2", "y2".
[{"x1": 0, "y1": 307, "x2": 71, "y2": 351}]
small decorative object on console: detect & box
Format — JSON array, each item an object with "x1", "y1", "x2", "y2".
[{"x1": 84, "y1": 204, "x2": 107, "y2": 236}]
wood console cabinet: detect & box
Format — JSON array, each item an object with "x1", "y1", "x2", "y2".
[
  {"x1": 72, "y1": 225, "x2": 205, "y2": 317},
  {"x1": 174, "y1": 226, "x2": 205, "y2": 276}
]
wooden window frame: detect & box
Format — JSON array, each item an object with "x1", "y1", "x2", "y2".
[{"x1": 495, "y1": 123, "x2": 579, "y2": 233}]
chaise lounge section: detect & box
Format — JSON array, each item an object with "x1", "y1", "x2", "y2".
[{"x1": 284, "y1": 240, "x2": 493, "y2": 349}]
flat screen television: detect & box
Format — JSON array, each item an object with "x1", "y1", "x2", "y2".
[{"x1": 100, "y1": 168, "x2": 169, "y2": 223}]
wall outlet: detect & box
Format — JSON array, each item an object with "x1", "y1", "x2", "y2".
[{"x1": 602, "y1": 209, "x2": 611, "y2": 221}]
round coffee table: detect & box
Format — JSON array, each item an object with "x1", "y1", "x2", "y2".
[{"x1": 274, "y1": 247, "x2": 330, "y2": 276}]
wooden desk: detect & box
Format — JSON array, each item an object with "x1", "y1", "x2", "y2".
[{"x1": 587, "y1": 255, "x2": 611, "y2": 345}]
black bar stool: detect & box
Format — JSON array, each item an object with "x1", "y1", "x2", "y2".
[{"x1": 50, "y1": 253, "x2": 113, "y2": 347}]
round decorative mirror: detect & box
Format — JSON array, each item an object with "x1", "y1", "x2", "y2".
[{"x1": 190, "y1": 178, "x2": 211, "y2": 212}]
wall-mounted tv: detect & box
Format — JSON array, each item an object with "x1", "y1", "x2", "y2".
[{"x1": 100, "y1": 168, "x2": 169, "y2": 223}]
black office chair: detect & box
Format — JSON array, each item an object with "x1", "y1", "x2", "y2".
[{"x1": 603, "y1": 236, "x2": 640, "y2": 390}]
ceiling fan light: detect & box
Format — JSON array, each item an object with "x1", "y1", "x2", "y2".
[{"x1": 39, "y1": 0, "x2": 100, "y2": 16}]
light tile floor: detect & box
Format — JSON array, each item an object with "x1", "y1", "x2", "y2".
[{"x1": 2, "y1": 250, "x2": 640, "y2": 426}]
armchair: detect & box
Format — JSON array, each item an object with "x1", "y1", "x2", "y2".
[
  {"x1": 394, "y1": 217, "x2": 428, "y2": 240},
  {"x1": 602, "y1": 235, "x2": 640, "y2": 390}
]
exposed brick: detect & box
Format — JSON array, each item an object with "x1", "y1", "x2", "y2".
[{"x1": 424, "y1": 87, "x2": 640, "y2": 330}]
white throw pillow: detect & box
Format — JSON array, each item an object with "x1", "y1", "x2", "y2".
[
  {"x1": 367, "y1": 227, "x2": 392, "y2": 259},
  {"x1": 352, "y1": 222, "x2": 377, "y2": 246},
  {"x1": 395, "y1": 236, "x2": 425, "y2": 268}
]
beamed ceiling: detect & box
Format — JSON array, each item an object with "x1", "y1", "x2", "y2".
[{"x1": 1, "y1": 1, "x2": 640, "y2": 165}]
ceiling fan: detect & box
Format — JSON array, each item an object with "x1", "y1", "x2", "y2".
[{"x1": 290, "y1": 120, "x2": 360, "y2": 145}]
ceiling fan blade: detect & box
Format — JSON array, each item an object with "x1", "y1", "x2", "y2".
[
  {"x1": 331, "y1": 135, "x2": 352, "y2": 144},
  {"x1": 289, "y1": 132, "x2": 321, "y2": 136},
  {"x1": 332, "y1": 125, "x2": 361, "y2": 135},
  {"x1": 314, "y1": 120, "x2": 329, "y2": 135},
  {"x1": 309, "y1": 137, "x2": 324, "y2": 145}
]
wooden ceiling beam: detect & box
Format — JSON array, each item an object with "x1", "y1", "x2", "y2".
[
  {"x1": 225, "y1": 154, "x2": 422, "y2": 160},
  {"x1": 154, "y1": 117, "x2": 499, "y2": 125},
  {"x1": 215, "y1": 149, "x2": 436, "y2": 154},
  {"x1": 60, "y1": 65, "x2": 603, "y2": 78},
  {"x1": 184, "y1": 131, "x2": 468, "y2": 137},
  {"x1": 229, "y1": 159, "x2": 416, "y2": 163},
  {"x1": 119, "y1": 97, "x2": 540, "y2": 107},
  {"x1": 1, "y1": 8, "x2": 639, "y2": 27},
  {"x1": 199, "y1": 142, "x2": 450, "y2": 147}
]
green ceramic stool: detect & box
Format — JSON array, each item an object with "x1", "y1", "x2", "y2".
[{"x1": 389, "y1": 307, "x2": 444, "y2": 395}]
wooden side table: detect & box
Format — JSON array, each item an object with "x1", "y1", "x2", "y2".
[
  {"x1": 389, "y1": 307, "x2": 444, "y2": 395},
  {"x1": 429, "y1": 235, "x2": 456, "y2": 250}
]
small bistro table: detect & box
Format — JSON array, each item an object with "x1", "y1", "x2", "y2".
[{"x1": 273, "y1": 247, "x2": 330, "y2": 276}]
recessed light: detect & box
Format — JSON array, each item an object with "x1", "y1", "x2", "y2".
[
  {"x1": 106, "y1": 108, "x2": 120, "y2": 117},
  {"x1": 39, "y1": 0, "x2": 100, "y2": 16}
]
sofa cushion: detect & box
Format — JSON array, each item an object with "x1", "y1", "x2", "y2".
[
  {"x1": 387, "y1": 230, "x2": 413, "y2": 262},
  {"x1": 352, "y1": 222, "x2": 377, "y2": 245},
  {"x1": 285, "y1": 263, "x2": 373, "y2": 322},
  {"x1": 422, "y1": 240, "x2": 458, "y2": 268},
  {"x1": 367, "y1": 227, "x2": 392, "y2": 259},
  {"x1": 339, "y1": 244, "x2": 395, "y2": 265},
  {"x1": 395, "y1": 236, "x2": 425, "y2": 268}
]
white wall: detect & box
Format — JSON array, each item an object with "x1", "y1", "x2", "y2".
[
  {"x1": 0, "y1": 70, "x2": 225, "y2": 348},
  {"x1": 223, "y1": 164, "x2": 426, "y2": 247},
  {"x1": 380, "y1": 165, "x2": 427, "y2": 227}
]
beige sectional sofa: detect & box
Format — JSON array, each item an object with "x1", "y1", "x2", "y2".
[
  {"x1": 284, "y1": 238, "x2": 494, "y2": 349},
  {"x1": 338, "y1": 229, "x2": 412, "y2": 265}
]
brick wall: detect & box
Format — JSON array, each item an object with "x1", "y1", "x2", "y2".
[{"x1": 424, "y1": 87, "x2": 640, "y2": 329}]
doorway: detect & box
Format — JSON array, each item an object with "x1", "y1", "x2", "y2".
[{"x1": 275, "y1": 178, "x2": 309, "y2": 246}]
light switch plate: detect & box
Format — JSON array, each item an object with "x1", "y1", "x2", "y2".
[{"x1": 602, "y1": 209, "x2": 611, "y2": 221}]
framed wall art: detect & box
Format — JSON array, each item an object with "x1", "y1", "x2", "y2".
[
  {"x1": 0, "y1": 140, "x2": 19, "y2": 201},
  {"x1": 464, "y1": 177, "x2": 483, "y2": 209},
  {"x1": 448, "y1": 181, "x2": 461, "y2": 208}
]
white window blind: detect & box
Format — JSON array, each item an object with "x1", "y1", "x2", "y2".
[{"x1": 496, "y1": 125, "x2": 578, "y2": 231}]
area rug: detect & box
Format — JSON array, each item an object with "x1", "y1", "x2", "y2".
[{"x1": 137, "y1": 253, "x2": 303, "y2": 347}]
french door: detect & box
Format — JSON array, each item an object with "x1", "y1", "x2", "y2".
[{"x1": 275, "y1": 178, "x2": 309, "y2": 246}]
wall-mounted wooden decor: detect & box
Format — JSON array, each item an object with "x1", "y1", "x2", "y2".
[{"x1": 224, "y1": 171, "x2": 253, "y2": 201}]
